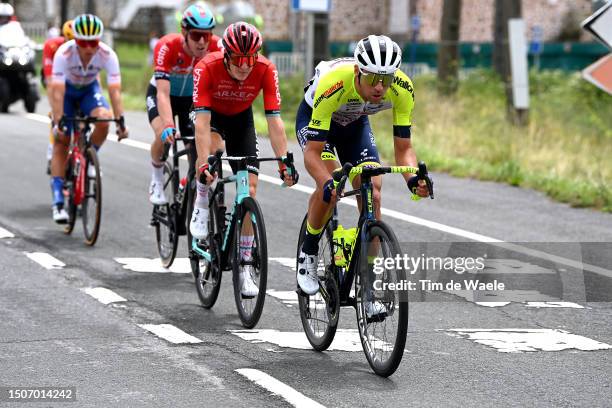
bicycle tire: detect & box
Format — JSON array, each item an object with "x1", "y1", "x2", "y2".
[
  {"x1": 155, "y1": 161, "x2": 178, "y2": 267},
  {"x1": 63, "y1": 159, "x2": 77, "y2": 235},
  {"x1": 193, "y1": 196, "x2": 223, "y2": 309},
  {"x1": 297, "y1": 215, "x2": 339, "y2": 351},
  {"x1": 82, "y1": 147, "x2": 102, "y2": 246},
  {"x1": 354, "y1": 220, "x2": 407, "y2": 377},
  {"x1": 232, "y1": 196, "x2": 268, "y2": 328}
]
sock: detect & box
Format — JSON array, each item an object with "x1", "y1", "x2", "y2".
[
  {"x1": 302, "y1": 221, "x2": 322, "y2": 255},
  {"x1": 151, "y1": 161, "x2": 164, "y2": 181},
  {"x1": 240, "y1": 235, "x2": 255, "y2": 261},
  {"x1": 51, "y1": 176, "x2": 64, "y2": 206},
  {"x1": 194, "y1": 180, "x2": 209, "y2": 208}
]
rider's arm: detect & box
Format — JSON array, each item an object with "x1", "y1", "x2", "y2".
[
  {"x1": 194, "y1": 112, "x2": 212, "y2": 170},
  {"x1": 155, "y1": 80, "x2": 174, "y2": 130},
  {"x1": 390, "y1": 71, "x2": 416, "y2": 182},
  {"x1": 393, "y1": 137, "x2": 418, "y2": 182},
  {"x1": 50, "y1": 81, "x2": 65, "y2": 121},
  {"x1": 262, "y1": 63, "x2": 287, "y2": 157},
  {"x1": 105, "y1": 48, "x2": 124, "y2": 118}
]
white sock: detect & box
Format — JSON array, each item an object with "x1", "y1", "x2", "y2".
[
  {"x1": 240, "y1": 235, "x2": 255, "y2": 261},
  {"x1": 195, "y1": 180, "x2": 209, "y2": 208},
  {"x1": 151, "y1": 161, "x2": 164, "y2": 182}
]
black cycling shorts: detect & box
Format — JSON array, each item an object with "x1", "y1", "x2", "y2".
[
  {"x1": 146, "y1": 83, "x2": 194, "y2": 137},
  {"x1": 295, "y1": 99, "x2": 380, "y2": 166},
  {"x1": 210, "y1": 106, "x2": 259, "y2": 175}
]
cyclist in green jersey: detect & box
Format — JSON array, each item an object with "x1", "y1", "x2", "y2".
[{"x1": 295, "y1": 35, "x2": 431, "y2": 317}]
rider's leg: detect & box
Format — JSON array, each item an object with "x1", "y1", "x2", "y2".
[{"x1": 89, "y1": 106, "x2": 111, "y2": 149}]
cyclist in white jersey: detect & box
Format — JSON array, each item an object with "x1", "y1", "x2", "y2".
[{"x1": 49, "y1": 14, "x2": 129, "y2": 223}]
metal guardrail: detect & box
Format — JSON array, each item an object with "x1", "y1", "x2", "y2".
[{"x1": 269, "y1": 52, "x2": 434, "y2": 78}]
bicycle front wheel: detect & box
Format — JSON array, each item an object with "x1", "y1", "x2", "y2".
[
  {"x1": 193, "y1": 196, "x2": 223, "y2": 309},
  {"x1": 355, "y1": 220, "x2": 407, "y2": 377},
  {"x1": 297, "y1": 215, "x2": 339, "y2": 351},
  {"x1": 232, "y1": 197, "x2": 267, "y2": 328},
  {"x1": 63, "y1": 158, "x2": 77, "y2": 235},
  {"x1": 82, "y1": 147, "x2": 102, "y2": 246},
  {"x1": 155, "y1": 161, "x2": 178, "y2": 267}
]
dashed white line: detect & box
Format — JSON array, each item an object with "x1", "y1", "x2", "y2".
[
  {"x1": 82, "y1": 287, "x2": 127, "y2": 305},
  {"x1": 114, "y1": 257, "x2": 191, "y2": 273},
  {"x1": 229, "y1": 329, "x2": 377, "y2": 352},
  {"x1": 24, "y1": 252, "x2": 65, "y2": 269},
  {"x1": 235, "y1": 368, "x2": 326, "y2": 408},
  {"x1": 138, "y1": 324, "x2": 203, "y2": 344},
  {"x1": 446, "y1": 328, "x2": 612, "y2": 353},
  {"x1": 0, "y1": 226, "x2": 15, "y2": 239}
]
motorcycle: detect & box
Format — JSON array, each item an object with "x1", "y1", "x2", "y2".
[{"x1": 0, "y1": 21, "x2": 39, "y2": 113}]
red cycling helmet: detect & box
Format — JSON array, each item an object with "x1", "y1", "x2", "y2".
[{"x1": 222, "y1": 21, "x2": 262, "y2": 55}]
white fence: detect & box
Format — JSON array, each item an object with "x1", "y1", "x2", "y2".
[
  {"x1": 21, "y1": 22, "x2": 48, "y2": 40},
  {"x1": 269, "y1": 52, "x2": 434, "y2": 78}
]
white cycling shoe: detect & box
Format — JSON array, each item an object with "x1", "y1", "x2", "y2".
[
  {"x1": 52, "y1": 205, "x2": 69, "y2": 224},
  {"x1": 239, "y1": 265, "x2": 259, "y2": 298},
  {"x1": 297, "y1": 251, "x2": 319, "y2": 295},
  {"x1": 149, "y1": 180, "x2": 167, "y2": 205},
  {"x1": 364, "y1": 300, "x2": 387, "y2": 319},
  {"x1": 190, "y1": 207, "x2": 209, "y2": 240}
]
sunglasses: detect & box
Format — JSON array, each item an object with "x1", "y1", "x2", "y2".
[
  {"x1": 188, "y1": 30, "x2": 212, "y2": 42},
  {"x1": 359, "y1": 69, "x2": 395, "y2": 87},
  {"x1": 229, "y1": 54, "x2": 258, "y2": 67},
  {"x1": 76, "y1": 39, "x2": 99, "y2": 48}
]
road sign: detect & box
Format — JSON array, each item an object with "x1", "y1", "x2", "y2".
[
  {"x1": 291, "y1": 0, "x2": 331, "y2": 13},
  {"x1": 581, "y1": 0, "x2": 612, "y2": 49},
  {"x1": 582, "y1": 54, "x2": 612, "y2": 95},
  {"x1": 529, "y1": 25, "x2": 543, "y2": 54}
]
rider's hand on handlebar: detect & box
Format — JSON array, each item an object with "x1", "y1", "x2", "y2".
[
  {"x1": 116, "y1": 115, "x2": 129, "y2": 141},
  {"x1": 278, "y1": 163, "x2": 299, "y2": 187},
  {"x1": 198, "y1": 163, "x2": 215, "y2": 185},
  {"x1": 322, "y1": 178, "x2": 338, "y2": 203},
  {"x1": 407, "y1": 175, "x2": 431, "y2": 198},
  {"x1": 52, "y1": 115, "x2": 68, "y2": 138},
  {"x1": 160, "y1": 125, "x2": 177, "y2": 144}
]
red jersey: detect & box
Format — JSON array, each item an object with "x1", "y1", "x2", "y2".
[
  {"x1": 151, "y1": 33, "x2": 221, "y2": 97},
  {"x1": 193, "y1": 51, "x2": 281, "y2": 116},
  {"x1": 42, "y1": 36, "x2": 65, "y2": 78}
]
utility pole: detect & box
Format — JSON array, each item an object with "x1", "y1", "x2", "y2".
[
  {"x1": 437, "y1": 0, "x2": 462, "y2": 94},
  {"x1": 60, "y1": 0, "x2": 69, "y2": 24},
  {"x1": 86, "y1": 0, "x2": 96, "y2": 14}
]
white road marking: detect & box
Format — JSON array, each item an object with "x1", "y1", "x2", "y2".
[
  {"x1": 22, "y1": 113, "x2": 612, "y2": 279},
  {"x1": 24, "y1": 252, "x2": 65, "y2": 269},
  {"x1": 138, "y1": 324, "x2": 202, "y2": 344},
  {"x1": 114, "y1": 257, "x2": 191, "y2": 273},
  {"x1": 266, "y1": 289, "x2": 299, "y2": 306},
  {"x1": 82, "y1": 287, "x2": 127, "y2": 305},
  {"x1": 475, "y1": 302, "x2": 512, "y2": 307},
  {"x1": 524, "y1": 301, "x2": 585, "y2": 309},
  {"x1": 0, "y1": 226, "x2": 15, "y2": 238},
  {"x1": 269, "y1": 257, "x2": 297, "y2": 271},
  {"x1": 229, "y1": 329, "x2": 390, "y2": 352},
  {"x1": 24, "y1": 113, "x2": 50, "y2": 123},
  {"x1": 446, "y1": 328, "x2": 612, "y2": 353},
  {"x1": 235, "y1": 368, "x2": 326, "y2": 408}
]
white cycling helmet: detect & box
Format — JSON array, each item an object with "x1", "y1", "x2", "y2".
[
  {"x1": 354, "y1": 35, "x2": 402, "y2": 75},
  {"x1": 0, "y1": 3, "x2": 14, "y2": 17}
]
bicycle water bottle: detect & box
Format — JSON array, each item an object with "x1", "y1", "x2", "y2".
[{"x1": 332, "y1": 225, "x2": 357, "y2": 268}]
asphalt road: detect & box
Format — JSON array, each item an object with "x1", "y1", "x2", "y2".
[{"x1": 1, "y1": 100, "x2": 611, "y2": 407}]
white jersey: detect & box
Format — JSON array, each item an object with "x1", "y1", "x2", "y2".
[{"x1": 51, "y1": 40, "x2": 121, "y2": 87}]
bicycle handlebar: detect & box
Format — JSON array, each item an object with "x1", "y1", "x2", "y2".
[{"x1": 205, "y1": 150, "x2": 298, "y2": 181}]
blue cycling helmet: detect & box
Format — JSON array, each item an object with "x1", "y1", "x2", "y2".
[{"x1": 181, "y1": 4, "x2": 216, "y2": 30}]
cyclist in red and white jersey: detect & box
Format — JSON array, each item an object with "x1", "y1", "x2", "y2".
[
  {"x1": 49, "y1": 14, "x2": 128, "y2": 223},
  {"x1": 191, "y1": 22, "x2": 298, "y2": 296},
  {"x1": 147, "y1": 4, "x2": 221, "y2": 205}
]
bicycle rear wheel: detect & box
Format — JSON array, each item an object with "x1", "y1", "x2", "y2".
[
  {"x1": 155, "y1": 161, "x2": 178, "y2": 267},
  {"x1": 232, "y1": 197, "x2": 267, "y2": 328},
  {"x1": 193, "y1": 196, "x2": 223, "y2": 309},
  {"x1": 82, "y1": 147, "x2": 102, "y2": 246},
  {"x1": 297, "y1": 215, "x2": 339, "y2": 351},
  {"x1": 355, "y1": 220, "x2": 407, "y2": 377}
]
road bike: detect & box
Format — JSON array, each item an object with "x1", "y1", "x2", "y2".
[
  {"x1": 296, "y1": 162, "x2": 433, "y2": 376},
  {"x1": 191, "y1": 150, "x2": 297, "y2": 328},
  {"x1": 63, "y1": 116, "x2": 124, "y2": 246},
  {"x1": 150, "y1": 135, "x2": 197, "y2": 268}
]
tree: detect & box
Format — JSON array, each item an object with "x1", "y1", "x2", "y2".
[{"x1": 437, "y1": 0, "x2": 462, "y2": 95}]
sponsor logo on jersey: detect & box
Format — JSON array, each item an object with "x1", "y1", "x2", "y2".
[
  {"x1": 213, "y1": 90, "x2": 257, "y2": 99},
  {"x1": 313, "y1": 80, "x2": 344, "y2": 108},
  {"x1": 156, "y1": 45, "x2": 169, "y2": 67},
  {"x1": 393, "y1": 76, "x2": 414, "y2": 98},
  {"x1": 310, "y1": 119, "x2": 321, "y2": 126}
]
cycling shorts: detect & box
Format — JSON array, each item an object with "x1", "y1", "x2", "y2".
[
  {"x1": 209, "y1": 106, "x2": 259, "y2": 175},
  {"x1": 146, "y1": 83, "x2": 194, "y2": 137},
  {"x1": 63, "y1": 81, "x2": 109, "y2": 134},
  {"x1": 295, "y1": 99, "x2": 380, "y2": 166}
]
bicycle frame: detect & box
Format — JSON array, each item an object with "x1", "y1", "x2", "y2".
[{"x1": 66, "y1": 124, "x2": 90, "y2": 206}]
